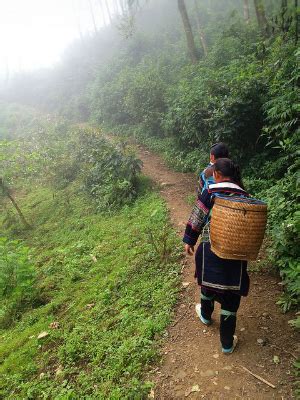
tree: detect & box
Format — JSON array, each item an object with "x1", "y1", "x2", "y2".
[
  {"x1": 178, "y1": 0, "x2": 199, "y2": 63},
  {"x1": 97, "y1": 0, "x2": 108, "y2": 27},
  {"x1": 296, "y1": 0, "x2": 299, "y2": 43},
  {"x1": 243, "y1": 0, "x2": 250, "y2": 24},
  {"x1": 112, "y1": 0, "x2": 121, "y2": 15},
  {"x1": 88, "y1": 0, "x2": 98, "y2": 33},
  {"x1": 121, "y1": 0, "x2": 199, "y2": 63},
  {"x1": 254, "y1": 0, "x2": 270, "y2": 35},
  {"x1": 72, "y1": 0, "x2": 84, "y2": 42},
  {"x1": 194, "y1": 0, "x2": 208, "y2": 57},
  {"x1": 119, "y1": 0, "x2": 126, "y2": 15},
  {"x1": 105, "y1": 0, "x2": 113, "y2": 24}
]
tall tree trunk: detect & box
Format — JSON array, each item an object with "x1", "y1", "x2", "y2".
[
  {"x1": 296, "y1": 0, "x2": 299, "y2": 43},
  {"x1": 72, "y1": 0, "x2": 84, "y2": 42},
  {"x1": 104, "y1": 0, "x2": 113, "y2": 24},
  {"x1": 254, "y1": 0, "x2": 269, "y2": 35},
  {"x1": 194, "y1": 0, "x2": 208, "y2": 57},
  {"x1": 98, "y1": 0, "x2": 107, "y2": 27},
  {"x1": 88, "y1": 0, "x2": 98, "y2": 33},
  {"x1": 112, "y1": 0, "x2": 119, "y2": 15},
  {"x1": 281, "y1": 0, "x2": 288, "y2": 32},
  {"x1": 119, "y1": 0, "x2": 125, "y2": 15},
  {"x1": 178, "y1": 0, "x2": 199, "y2": 64},
  {"x1": 244, "y1": 0, "x2": 250, "y2": 23}
]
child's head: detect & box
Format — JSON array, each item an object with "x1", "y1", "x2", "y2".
[
  {"x1": 210, "y1": 142, "x2": 229, "y2": 163},
  {"x1": 213, "y1": 158, "x2": 244, "y2": 189}
]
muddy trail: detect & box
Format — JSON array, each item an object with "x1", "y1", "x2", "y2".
[{"x1": 137, "y1": 146, "x2": 299, "y2": 400}]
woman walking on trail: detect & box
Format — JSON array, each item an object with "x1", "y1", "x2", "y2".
[{"x1": 183, "y1": 158, "x2": 250, "y2": 354}]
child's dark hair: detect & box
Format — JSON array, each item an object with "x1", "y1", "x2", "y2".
[
  {"x1": 214, "y1": 158, "x2": 244, "y2": 189},
  {"x1": 210, "y1": 142, "x2": 229, "y2": 159}
]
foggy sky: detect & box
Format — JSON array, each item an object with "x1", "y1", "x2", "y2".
[{"x1": 0, "y1": 0, "x2": 113, "y2": 75}]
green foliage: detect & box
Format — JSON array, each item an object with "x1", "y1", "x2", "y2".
[
  {"x1": 80, "y1": 134, "x2": 142, "y2": 211},
  {"x1": 0, "y1": 183, "x2": 182, "y2": 399},
  {"x1": 0, "y1": 2, "x2": 299, "y2": 395},
  {"x1": 0, "y1": 237, "x2": 37, "y2": 328},
  {"x1": 162, "y1": 53, "x2": 267, "y2": 164},
  {"x1": 0, "y1": 103, "x2": 39, "y2": 140},
  {"x1": 259, "y1": 170, "x2": 300, "y2": 312},
  {"x1": 289, "y1": 316, "x2": 300, "y2": 329},
  {"x1": 162, "y1": 65, "x2": 214, "y2": 148},
  {"x1": 0, "y1": 111, "x2": 71, "y2": 185},
  {"x1": 262, "y1": 39, "x2": 299, "y2": 151},
  {"x1": 0, "y1": 111, "x2": 142, "y2": 212},
  {"x1": 89, "y1": 61, "x2": 167, "y2": 136}
]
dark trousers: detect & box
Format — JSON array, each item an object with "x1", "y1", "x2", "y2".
[{"x1": 201, "y1": 287, "x2": 241, "y2": 350}]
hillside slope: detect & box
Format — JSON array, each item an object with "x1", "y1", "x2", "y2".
[{"x1": 0, "y1": 180, "x2": 182, "y2": 399}]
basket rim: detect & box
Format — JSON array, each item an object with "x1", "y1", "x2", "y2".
[
  {"x1": 214, "y1": 194, "x2": 267, "y2": 206},
  {"x1": 214, "y1": 202, "x2": 267, "y2": 213}
]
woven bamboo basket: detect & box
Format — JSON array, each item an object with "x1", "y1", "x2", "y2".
[{"x1": 210, "y1": 196, "x2": 267, "y2": 261}]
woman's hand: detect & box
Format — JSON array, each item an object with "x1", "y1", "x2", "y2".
[{"x1": 184, "y1": 244, "x2": 194, "y2": 255}]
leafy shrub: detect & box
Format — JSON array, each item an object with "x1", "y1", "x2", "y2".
[
  {"x1": 0, "y1": 111, "x2": 142, "y2": 212},
  {"x1": 0, "y1": 103, "x2": 39, "y2": 140},
  {"x1": 78, "y1": 132, "x2": 142, "y2": 211},
  {"x1": 89, "y1": 61, "x2": 167, "y2": 136},
  {"x1": 258, "y1": 169, "x2": 300, "y2": 312},
  {"x1": 206, "y1": 20, "x2": 259, "y2": 68},
  {"x1": 162, "y1": 65, "x2": 214, "y2": 147},
  {"x1": 163, "y1": 56, "x2": 267, "y2": 165},
  {"x1": 262, "y1": 39, "x2": 299, "y2": 151},
  {"x1": 0, "y1": 237, "x2": 37, "y2": 328}
]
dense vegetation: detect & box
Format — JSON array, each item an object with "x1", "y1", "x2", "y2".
[
  {"x1": 0, "y1": 111, "x2": 182, "y2": 398},
  {"x1": 3, "y1": 0, "x2": 297, "y2": 311},
  {"x1": 0, "y1": 0, "x2": 299, "y2": 396}
]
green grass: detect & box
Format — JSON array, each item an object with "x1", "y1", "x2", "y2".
[{"x1": 0, "y1": 178, "x2": 182, "y2": 399}]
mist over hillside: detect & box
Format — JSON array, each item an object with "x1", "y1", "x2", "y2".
[{"x1": 0, "y1": 1, "x2": 299, "y2": 398}]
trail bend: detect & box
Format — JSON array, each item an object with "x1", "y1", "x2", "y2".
[{"x1": 137, "y1": 145, "x2": 298, "y2": 400}]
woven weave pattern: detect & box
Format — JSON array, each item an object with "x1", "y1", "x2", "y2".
[{"x1": 210, "y1": 196, "x2": 267, "y2": 261}]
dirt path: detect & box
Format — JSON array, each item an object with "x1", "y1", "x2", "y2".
[{"x1": 137, "y1": 146, "x2": 299, "y2": 400}]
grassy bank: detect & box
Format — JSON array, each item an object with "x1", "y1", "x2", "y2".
[{"x1": 0, "y1": 179, "x2": 182, "y2": 399}]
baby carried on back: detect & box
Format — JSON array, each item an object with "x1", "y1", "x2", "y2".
[{"x1": 198, "y1": 142, "x2": 229, "y2": 193}]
